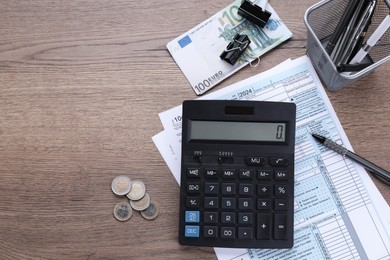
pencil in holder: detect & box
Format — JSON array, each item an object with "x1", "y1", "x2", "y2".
[{"x1": 304, "y1": 0, "x2": 390, "y2": 91}]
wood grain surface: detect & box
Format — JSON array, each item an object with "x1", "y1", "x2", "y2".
[{"x1": 0, "y1": 0, "x2": 389, "y2": 259}]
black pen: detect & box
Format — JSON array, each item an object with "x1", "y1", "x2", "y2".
[
  {"x1": 325, "y1": 0, "x2": 360, "y2": 56},
  {"x1": 311, "y1": 133, "x2": 390, "y2": 183}
]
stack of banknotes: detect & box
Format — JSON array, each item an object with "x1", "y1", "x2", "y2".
[{"x1": 167, "y1": 0, "x2": 292, "y2": 95}]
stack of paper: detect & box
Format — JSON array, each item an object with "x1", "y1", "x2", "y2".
[{"x1": 153, "y1": 56, "x2": 390, "y2": 260}]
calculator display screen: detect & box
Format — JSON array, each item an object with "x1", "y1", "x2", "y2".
[{"x1": 189, "y1": 120, "x2": 286, "y2": 142}]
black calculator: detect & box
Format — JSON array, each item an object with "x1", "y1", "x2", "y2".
[{"x1": 178, "y1": 100, "x2": 296, "y2": 248}]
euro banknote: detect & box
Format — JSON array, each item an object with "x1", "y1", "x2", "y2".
[{"x1": 167, "y1": 0, "x2": 292, "y2": 95}]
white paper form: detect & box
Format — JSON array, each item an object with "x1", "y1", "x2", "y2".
[
  {"x1": 152, "y1": 131, "x2": 180, "y2": 184},
  {"x1": 154, "y1": 56, "x2": 390, "y2": 260}
]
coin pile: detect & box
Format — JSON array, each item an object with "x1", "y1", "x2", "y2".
[{"x1": 111, "y1": 175, "x2": 158, "y2": 222}]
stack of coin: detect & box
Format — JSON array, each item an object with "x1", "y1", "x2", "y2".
[{"x1": 111, "y1": 176, "x2": 158, "y2": 221}]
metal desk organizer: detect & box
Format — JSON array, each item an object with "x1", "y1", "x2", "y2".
[{"x1": 304, "y1": 0, "x2": 390, "y2": 91}]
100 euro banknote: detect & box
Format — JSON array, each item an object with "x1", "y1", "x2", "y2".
[{"x1": 167, "y1": 0, "x2": 292, "y2": 95}]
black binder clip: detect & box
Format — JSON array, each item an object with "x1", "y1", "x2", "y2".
[
  {"x1": 220, "y1": 34, "x2": 251, "y2": 65},
  {"x1": 238, "y1": 0, "x2": 271, "y2": 28}
]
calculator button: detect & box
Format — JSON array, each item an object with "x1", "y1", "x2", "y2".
[
  {"x1": 221, "y1": 198, "x2": 236, "y2": 209},
  {"x1": 218, "y1": 156, "x2": 234, "y2": 164},
  {"x1": 257, "y1": 199, "x2": 271, "y2": 210},
  {"x1": 205, "y1": 169, "x2": 218, "y2": 178},
  {"x1": 274, "y1": 199, "x2": 288, "y2": 211},
  {"x1": 269, "y1": 158, "x2": 289, "y2": 166},
  {"x1": 257, "y1": 170, "x2": 272, "y2": 180},
  {"x1": 239, "y1": 169, "x2": 253, "y2": 179},
  {"x1": 204, "y1": 211, "x2": 218, "y2": 224},
  {"x1": 186, "y1": 197, "x2": 200, "y2": 208},
  {"x1": 185, "y1": 225, "x2": 200, "y2": 237},
  {"x1": 187, "y1": 168, "x2": 201, "y2": 177},
  {"x1": 275, "y1": 171, "x2": 289, "y2": 181},
  {"x1": 204, "y1": 183, "x2": 219, "y2": 194},
  {"x1": 187, "y1": 182, "x2": 201, "y2": 193},
  {"x1": 246, "y1": 157, "x2": 265, "y2": 166},
  {"x1": 257, "y1": 214, "x2": 270, "y2": 240},
  {"x1": 257, "y1": 184, "x2": 272, "y2": 196},
  {"x1": 221, "y1": 227, "x2": 235, "y2": 239},
  {"x1": 221, "y1": 212, "x2": 235, "y2": 224},
  {"x1": 185, "y1": 211, "x2": 200, "y2": 223},
  {"x1": 221, "y1": 183, "x2": 235, "y2": 195},
  {"x1": 238, "y1": 198, "x2": 253, "y2": 210},
  {"x1": 238, "y1": 227, "x2": 253, "y2": 239},
  {"x1": 239, "y1": 183, "x2": 253, "y2": 195},
  {"x1": 204, "y1": 226, "x2": 218, "y2": 238},
  {"x1": 238, "y1": 212, "x2": 252, "y2": 224},
  {"x1": 275, "y1": 185, "x2": 288, "y2": 197},
  {"x1": 274, "y1": 214, "x2": 288, "y2": 240},
  {"x1": 222, "y1": 169, "x2": 236, "y2": 178},
  {"x1": 204, "y1": 197, "x2": 219, "y2": 209}
]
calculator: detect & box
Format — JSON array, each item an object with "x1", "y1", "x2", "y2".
[{"x1": 178, "y1": 100, "x2": 296, "y2": 248}]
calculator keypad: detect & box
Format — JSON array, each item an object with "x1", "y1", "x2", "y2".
[{"x1": 179, "y1": 156, "x2": 294, "y2": 248}]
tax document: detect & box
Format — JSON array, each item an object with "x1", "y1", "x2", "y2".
[{"x1": 153, "y1": 56, "x2": 390, "y2": 260}]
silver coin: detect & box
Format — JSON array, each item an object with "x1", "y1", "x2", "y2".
[
  {"x1": 130, "y1": 193, "x2": 151, "y2": 211},
  {"x1": 111, "y1": 175, "x2": 132, "y2": 196},
  {"x1": 113, "y1": 201, "x2": 133, "y2": 221},
  {"x1": 140, "y1": 202, "x2": 158, "y2": 220},
  {"x1": 126, "y1": 180, "x2": 146, "y2": 200}
]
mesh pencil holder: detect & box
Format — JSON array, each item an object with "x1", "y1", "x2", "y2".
[{"x1": 304, "y1": 0, "x2": 390, "y2": 91}]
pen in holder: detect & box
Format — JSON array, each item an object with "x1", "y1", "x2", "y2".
[{"x1": 304, "y1": 0, "x2": 390, "y2": 91}]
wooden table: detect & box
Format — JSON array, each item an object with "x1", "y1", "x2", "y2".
[{"x1": 1, "y1": 0, "x2": 389, "y2": 258}]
